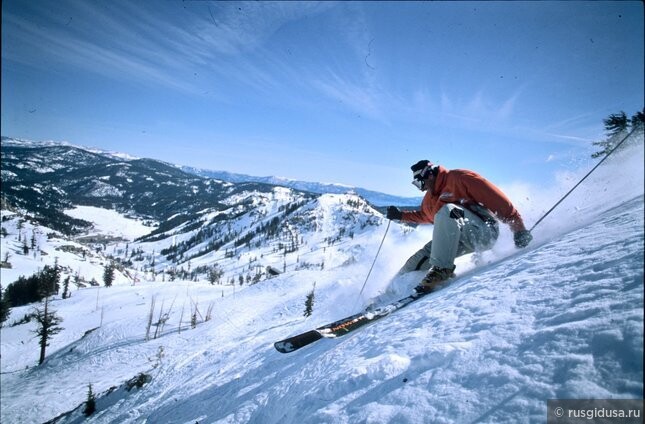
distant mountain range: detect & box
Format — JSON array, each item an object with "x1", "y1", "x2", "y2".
[
  {"x1": 181, "y1": 166, "x2": 421, "y2": 207},
  {"x1": 1, "y1": 136, "x2": 420, "y2": 208}
]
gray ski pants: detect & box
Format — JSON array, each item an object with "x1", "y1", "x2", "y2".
[{"x1": 398, "y1": 204, "x2": 499, "y2": 274}]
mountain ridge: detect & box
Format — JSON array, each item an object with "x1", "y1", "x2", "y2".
[
  {"x1": 181, "y1": 165, "x2": 421, "y2": 207},
  {"x1": 1, "y1": 136, "x2": 421, "y2": 208}
]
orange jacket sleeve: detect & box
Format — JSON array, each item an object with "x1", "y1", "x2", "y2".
[{"x1": 400, "y1": 193, "x2": 437, "y2": 224}]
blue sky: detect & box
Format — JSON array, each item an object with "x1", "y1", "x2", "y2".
[{"x1": 2, "y1": 1, "x2": 643, "y2": 197}]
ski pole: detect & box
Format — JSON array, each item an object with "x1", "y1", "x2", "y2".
[
  {"x1": 530, "y1": 127, "x2": 638, "y2": 233},
  {"x1": 357, "y1": 219, "x2": 391, "y2": 299}
]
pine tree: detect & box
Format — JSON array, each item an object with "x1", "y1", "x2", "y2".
[
  {"x1": 304, "y1": 282, "x2": 316, "y2": 317},
  {"x1": 4, "y1": 265, "x2": 60, "y2": 308},
  {"x1": 83, "y1": 383, "x2": 96, "y2": 416},
  {"x1": 103, "y1": 263, "x2": 115, "y2": 287},
  {"x1": 40, "y1": 264, "x2": 61, "y2": 296},
  {"x1": 592, "y1": 109, "x2": 643, "y2": 158},
  {"x1": 62, "y1": 276, "x2": 71, "y2": 299},
  {"x1": 604, "y1": 111, "x2": 628, "y2": 137},
  {"x1": 0, "y1": 285, "x2": 11, "y2": 326},
  {"x1": 631, "y1": 108, "x2": 645, "y2": 131},
  {"x1": 33, "y1": 295, "x2": 63, "y2": 365}
]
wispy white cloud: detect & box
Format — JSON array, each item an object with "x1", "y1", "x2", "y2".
[
  {"x1": 2, "y1": 1, "x2": 331, "y2": 95},
  {"x1": 544, "y1": 133, "x2": 594, "y2": 143},
  {"x1": 298, "y1": 4, "x2": 401, "y2": 121},
  {"x1": 3, "y1": 7, "x2": 199, "y2": 94},
  {"x1": 510, "y1": 111, "x2": 605, "y2": 148},
  {"x1": 440, "y1": 88, "x2": 523, "y2": 126},
  {"x1": 197, "y1": 2, "x2": 331, "y2": 55},
  {"x1": 311, "y1": 71, "x2": 386, "y2": 120}
]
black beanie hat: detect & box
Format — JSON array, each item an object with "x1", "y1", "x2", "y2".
[
  {"x1": 411, "y1": 160, "x2": 430, "y2": 173},
  {"x1": 411, "y1": 160, "x2": 438, "y2": 179}
]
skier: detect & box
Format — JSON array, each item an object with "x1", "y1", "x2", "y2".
[{"x1": 387, "y1": 160, "x2": 533, "y2": 293}]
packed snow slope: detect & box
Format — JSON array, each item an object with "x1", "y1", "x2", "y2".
[{"x1": 1, "y1": 143, "x2": 643, "y2": 423}]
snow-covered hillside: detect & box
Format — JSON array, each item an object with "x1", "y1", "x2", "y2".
[
  {"x1": 1, "y1": 138, "x2": 392, "y2": 285},
  {"x1": 1, "y1": 141, "x2": 643, "y2": 423},
  {"x1": 0, "y1": 211, "x2": 136, "y2": 288}
]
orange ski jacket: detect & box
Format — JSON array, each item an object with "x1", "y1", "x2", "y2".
[{"x1": 401, "y1": 166, "x2": 527, "y2": 233}]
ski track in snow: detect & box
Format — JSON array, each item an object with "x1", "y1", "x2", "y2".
[{"x1": 1, "y1": 143, "x2": 643, "y2": 423}]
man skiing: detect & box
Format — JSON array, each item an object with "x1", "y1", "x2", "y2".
[{"x1": 387, "y1": 160, "x2": 533, "y2": 293}]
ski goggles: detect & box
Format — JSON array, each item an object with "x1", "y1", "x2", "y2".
[
  {"x1": 411, "y1": 178, "x2": 425, "y2": 191},
  {"x1": 411, "y1": 165, "x2": 432, "y2": 190}
]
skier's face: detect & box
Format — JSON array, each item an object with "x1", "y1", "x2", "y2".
[
  {"x1": 412, "y1": 166, "x2": 435, "y2": 192},
  {"x1": 412, "y1": 172, "x2": 434, "y2": 192}
]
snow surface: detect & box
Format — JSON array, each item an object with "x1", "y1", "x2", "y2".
[
  {"x1": 1, "y1": 142, "x2": 643, "y2": 423},
  {"x1": 64, "y1": 206, "x2": 157, "y2": 241}
]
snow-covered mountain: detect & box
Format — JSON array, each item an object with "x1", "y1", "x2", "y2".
[
  {"x1": 1, "y1": 137, "x2": 300, "y2": 235},
  {"x1": 1, "y1": 139, "x2": 390, "y2": 289},
  {"x1": 1, "y1": 135, "x2": 643, "y2": 423},
  {"x1": 0, "y1": 137, "x2": 412, "y2": 281},
  {"x1": 181, "y1": 165, "x2": 422, "y2": 207}
]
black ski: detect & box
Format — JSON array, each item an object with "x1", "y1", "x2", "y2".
[{"x1": 274, "y1": 291, "x2": 429, "y2": 353}]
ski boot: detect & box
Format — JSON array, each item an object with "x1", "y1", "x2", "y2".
[{"x1": 414, "y1": 265, "x2": 456, "y2": 294}]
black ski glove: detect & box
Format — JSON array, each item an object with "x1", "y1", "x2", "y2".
[
  {"x1": 386, "y1": 206, "x2": 403, "y2": 220},
  {"x1": 514, "y1": 230, "x2": 532, "y2": 248}
]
